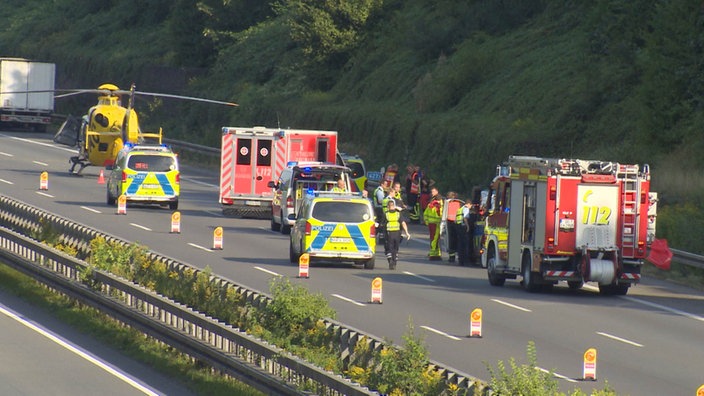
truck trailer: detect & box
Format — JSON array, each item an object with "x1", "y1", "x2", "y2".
[
  {"x1": 481, "y1": 155, "x2": 659, "y2": 295},
  {"x1": 0, "y1": 58, "x2": 55, "y2": 131}
]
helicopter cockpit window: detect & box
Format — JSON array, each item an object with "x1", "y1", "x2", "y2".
[{"x1": 128, "y1": 155, "x2": 176, "y2": 172}]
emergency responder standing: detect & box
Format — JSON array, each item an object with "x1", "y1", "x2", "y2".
[
  {"x1": 424, "y1": 187, "x2": 443, "y2": 260},
  {"x1": 445, "y1": 191, "x2": 463, "y2": 263},
  {"x1": 456, "y1": 200, "x2": 473, "y2": 266},
  {"x1": 406, "y1": 165, "x2": 421, "y2": 223},
  {"x1": 384, "y1": 200, "x2": 409, "y2": 269},
  {"x1": 331, "y1": 178, "x2": 346, "y2": 192},
  {"x1": 373, "y1": 179, "x2": 390, "y2": 255}
]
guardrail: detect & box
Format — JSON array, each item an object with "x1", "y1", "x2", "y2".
[
  {"x1": 0, "y1": 194, "x2": 484, "y2": 395},
  {"x1": 671, "y1": 248, "x2": 704, "y2": 270}
]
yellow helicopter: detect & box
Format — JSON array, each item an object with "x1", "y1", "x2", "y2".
[{"x1": 53, "y1": 83, "x2": 237, "y2": 174}]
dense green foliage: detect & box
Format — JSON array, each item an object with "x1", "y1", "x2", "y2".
[{"x1": 2, "y1": 0, "x2": 703, "y2": 249}]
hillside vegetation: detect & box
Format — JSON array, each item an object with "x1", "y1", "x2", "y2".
[{"x1": 2, "y1": 0, "x2": 703, "y2": 251}]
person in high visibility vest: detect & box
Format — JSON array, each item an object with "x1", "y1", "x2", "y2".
[
  {"x1": 373, "y1": 179, "x2": 391, "y2": 255},
  {"x1": 456, "y1": 200, "x2": 474, "y2": 266},
  {"x1": 424, "y1": 187, "x2": 443, "y2": 260},
  {"x1": 331, "y1": 178, "x2": 347, "y2": 192},
  {"x1": 384, "y1": 199, "x2": 409, "y2": 270},
  {"x1": 445, "y1": 191, "x2": 463, "y2": 263}
]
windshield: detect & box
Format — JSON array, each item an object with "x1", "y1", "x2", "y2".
[
  {"x1": 312, "y1": 201, "x2": 371, "y2": 223},
  {"x1": 128, "y1": 155, "x2": 176, "y2": 172}
]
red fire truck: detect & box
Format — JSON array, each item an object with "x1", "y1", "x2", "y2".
[
  {"x1": 219, "y1": 126, "x2": 338, "y2": 217},
  {"x1": 481, "y1": 155, "x2": 659, "y2": 295}
]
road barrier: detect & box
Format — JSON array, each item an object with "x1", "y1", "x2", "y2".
[{"x1": 0, "y1": 194, "x2": 484, "y2": 395}]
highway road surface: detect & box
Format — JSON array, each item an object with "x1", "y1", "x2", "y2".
[{"x1": 1, "y1": 131, "x2": 703, "y2": 395}]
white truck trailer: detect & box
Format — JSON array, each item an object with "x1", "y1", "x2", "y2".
[{"x1": 0, "y1": 58, "x2": 55, "y2": 131}]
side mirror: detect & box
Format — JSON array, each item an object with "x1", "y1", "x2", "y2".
[{"x1": 267, "y1": 181, "x2": 277, "y2": 189}]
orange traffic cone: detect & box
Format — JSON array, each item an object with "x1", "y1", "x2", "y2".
[{"x1": 98, "y1": 169, "x2": 105, "y2": 184}]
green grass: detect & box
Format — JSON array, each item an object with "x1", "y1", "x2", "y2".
[{"x1": 0, "y1": 263, "x2": 263, "y2": 396}]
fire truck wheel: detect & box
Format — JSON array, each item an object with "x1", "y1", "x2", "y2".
[
  {"x1": 487, "y1": 248, "x2": 505, "y2": 286},
  {"x1": 568, "y1": 280, "x2": 584, "y2": 290},
  {"x1": 522, "y1": 253, "x2": 541, "y2": 293}
]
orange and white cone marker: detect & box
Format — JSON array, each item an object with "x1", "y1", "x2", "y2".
[
  {"x1": 298, "y1": 253, "x2": 310, "y2": 278},
  {"x1": 697, "y1": 384, "x2": 704, "y2": 396},
  {"x1": 370, "y1": 277, "x2": 383, "y2": 304},
  {"x1": 213, "y1": 226, "x2": 224, "y2": 250},
  {"x1": 170, "y1": 211, "x2": 181, "y2": 233},
  {"x1": 469, "y1": 308, "x2": 483, "y2": 338},
  {"x1": 39, "y1": 171, "x2": 48, "y2": 190},
  {"x1": 97, "y1": 169, "x2": 105, "y2": 184},
  {"x1": 583, "y1": 348, "x2": 597, "y2": 381},
  {"x1": 117, "y1": 195, "x2": 127, "y2": 215}
]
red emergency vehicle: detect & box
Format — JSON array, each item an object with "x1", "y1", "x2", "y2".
[
  {"x1": 219, "y1": 126, "x2": 338, "y2": 217},
  {"x1": 481, "y1": 155, "x2": 664, "y2": 295}
]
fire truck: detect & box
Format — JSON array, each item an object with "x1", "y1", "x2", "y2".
[
  {"x1": 219, "y1": 126, "x2": 338, "y2": 217},
  {"x1": 481, "y1": 155, "x2": 657, "y2": 295}
]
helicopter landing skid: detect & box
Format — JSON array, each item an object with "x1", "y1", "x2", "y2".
[{"x1": 69, "y1": 156, "x2": 90, "y2": 176}]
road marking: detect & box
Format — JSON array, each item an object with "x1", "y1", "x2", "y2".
[
  {"x1": 584, "y1": 284, "x2": 704, "y2": 323},
  {"x1": 331, "y1": 294, "x2": 367, "y2": 307},
  {"x1": 420, "y1": 325, "x2": 462, "y2": 341},
  {"x1": 0, "y1": 151, "x2": 12, "y2": 157},
  {"x1": 181, "y1": 176, "x2": 218, "y2": 190},
  {"x1": 0, "y1": 178, "x2": 13, "y2": 184},
  {"x1": 80, "y1": 206, "x2": 101, "y2": 214},
  {"x1": 0, "y1": 302, "x2": 160, "y2": 396},
  {"x1": 33, "y1": 160, "x2": 48, "y2": 166},
  {"x1": 537, "y1": 367, "x2": 578, "y2": 383},
  {"x1": 402, "y1": 271, "x2": 435, "y2": 282},
  {"x1": 254, "y1": 266, "x2": 281, "y2": 276},
  {"x1": 624, "y1": 296, "x2": 704, "y2": 323},
  {"x1": 6, "y1": 135, "x2": 73, "y2": 151},
  {"x1": 596, "y1": 331, "x2": 643, "y2": 347},
  {"x1": 203, "y1": 210, "x2": 221, "y2": 217},
  {"x1": 129, "y1": 223, "x2": 152, "y2": 231},
  {"x1": 36, "y1": 191, "x2": 54, "y2": 198},
  {"x1": 491, "y1": 298, "x2": 532, "y2": 312},
  {"x1": 188, "y1": 243, "x2": 212, "y2": 252}
]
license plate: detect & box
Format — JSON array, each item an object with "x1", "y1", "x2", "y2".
[
  {"x1": 245, "y1": 200, "x2": 261, "y2": 206},
  {"x1": 142, "y1": 184, "x2": 160, "y2": 189},
  {"x1": 330, "y1": 237, "x2": 350, "y2": 243}
]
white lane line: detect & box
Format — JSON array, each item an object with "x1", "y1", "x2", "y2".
[
  {"x1": 537, "y1": 367, "x2": 578, "y2": 383},
  {"x1": 420, "y1": 325, "x2": 462, "y2": 341},
  {"x1": 203, "y1": 210, "x2": 221, "y2": 217},
  {"x1": 181, "y1": 176, "x2": 218, "y2": 189},
  {"x1": 188, "y1": 243, "x2": 212, "y2": 252},
  {"x1": 0, "y1": 302, "x2": 160, "y2": 396},
  {"x1": 402, "y1": 271, "x2": 435, "y2": 282},
  {"x1": 129, "y1": 223, "x2": 152, "y2": 232},
  {"x1": 0, "y1": 178, "x2": 13, "y2": 184},
  {"x1": 584, "y1": 284, "x2": 704, "y2": 323},
  {"x1": 254, "y1": 266, "x2": 282, "y2": 276},
  {"x1": 7, "y1": 135, "x2": 73, "y2": 151},
  {"x1": 491, "y1": 298, "x2": 532, "y2": 312},
  {"x1": 0, "y1": 151, "x2": 12, "y2": 157},
  {"x1": 332, "y1": 294, "x2": 366, "y2": 307},
  {"x1": 33, "y1": 161, "x2": 49, "y2": 166},
  {"x1": 596, "y1": 331, "x2": 643, "y2": 347},
  {"x1": 36, "y1": 191, "x2": 54, "y2": 198},
  {"x1": 624, "y1": 296, "x2": 704, "y2": 323},
  {"x1": 81, "y1": 206, "x2": 101, "y2": 214}
]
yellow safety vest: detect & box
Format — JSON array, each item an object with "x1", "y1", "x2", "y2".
[{"x1": 385, "y1": 211, "x2": 400, "y2": 232}]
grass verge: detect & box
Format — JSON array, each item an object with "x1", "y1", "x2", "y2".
[{"x1": 0, "y1": 263, "x2": 263, "y2": 396}]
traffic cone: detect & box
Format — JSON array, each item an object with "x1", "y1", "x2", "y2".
[{"x1": 98, "y1": 169, "x2": 105, "y2": 184}]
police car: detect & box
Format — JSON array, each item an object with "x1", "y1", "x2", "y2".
[
  {"x1": 289, "y1": 192, "x2": 376, "y2": 269},
  {"x1": 106, "y1": 143, "x2": 180, "y2": 210}
]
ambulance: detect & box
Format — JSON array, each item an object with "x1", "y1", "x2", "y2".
[
  {"x1": 289, "y1": 193, "x2": 376, "y2": 269},
  {"x1": 219, "y1": 126, "x2": 338, "y2": 217},
  {"x1": 106, "y1": 143, "x2": 180, "y2": 210}
]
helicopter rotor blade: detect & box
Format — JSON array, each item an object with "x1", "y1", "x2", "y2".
[{"x1": 133, "y1": 91, "x2": 238, "y2": 107}]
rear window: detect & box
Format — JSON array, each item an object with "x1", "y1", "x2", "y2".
[
  {"x1": 311, "y1": 201, "x2": 371, "y2": 223},
  {"x1": 127, "y1": 154, "x2": 176, "y2": 172},
  {"x1": 346, "y1": 162, "x2": 365, "y2": 178}
]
